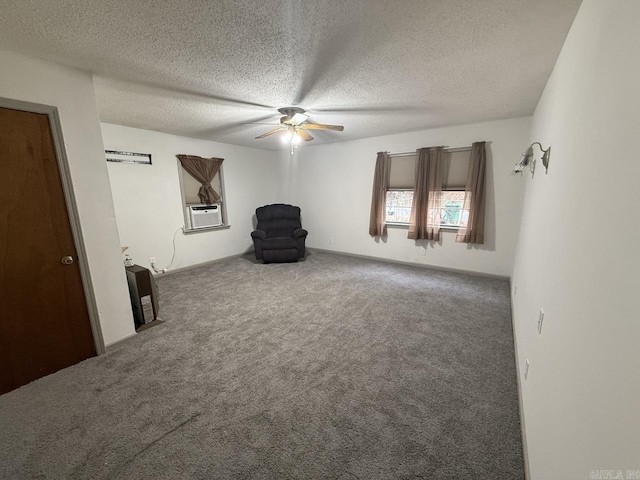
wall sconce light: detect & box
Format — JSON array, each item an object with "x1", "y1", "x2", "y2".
[{"x1": 512, "y1": 142, "x2": 551, "y2": 177}]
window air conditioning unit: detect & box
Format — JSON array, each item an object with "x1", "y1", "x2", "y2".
[{"x1": 188, "y1": 204, "x2": 222, "y2": 229}]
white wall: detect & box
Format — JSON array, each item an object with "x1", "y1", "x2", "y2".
[
  {"x1": 511, "y1": 1, "x2": 640, "y2": 478},
  {"x1": 288, "y1": 117, "x2": 531, "y2": 277},
  {"x1": 102, "y1": 123, "x2": 279, "y2": 272},
  {"x1": 0, "y1": 50, "x2": 134, "y2": 346}
]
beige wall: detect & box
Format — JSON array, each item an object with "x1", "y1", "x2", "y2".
[
  {"x1": 511, "y1": 1, "x2": 640, "y2": 478},
  {"x1": 103, "y1": 123, "x2": 280, "y2": 273},
  {"x1": 0, "y1": 50, "x2": 135, "y2": 346},
  {"x1": 284, "y1": 117, "x2": 531, "y2": 277}
]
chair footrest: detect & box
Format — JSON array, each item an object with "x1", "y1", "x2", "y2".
[{"x1": 262, "y1": 248, "x2": 299, "y2": 263}]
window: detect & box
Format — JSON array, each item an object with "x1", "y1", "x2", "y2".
[
  {"x1": 439, "y1": 190, "x2": 465, "y2": 227},
  {"x1": 386, "y1": 154, "x2": 415, "y2": 225},
  {"x1": 386, "y1": 189, "x2": 413, "y2": 224},
  {"x1": 386, "y1": 189, "x2": 466, "y2": 227},
  {"x1": 385, "y1": 149, "x2": 470, "y2": 228},
  {"x1": 177, "y1": 157, "x2": 229, "y2": 232}
]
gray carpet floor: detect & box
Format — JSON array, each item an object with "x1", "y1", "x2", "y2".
[{"x1": 0, "y1": 251, "x2": 524, "y2": 479}]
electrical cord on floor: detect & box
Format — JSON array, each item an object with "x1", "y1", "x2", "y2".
[{"x1": 150, "y1": 226, "x2": 183, "y2": 274}]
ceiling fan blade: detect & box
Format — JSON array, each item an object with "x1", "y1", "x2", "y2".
[
  {"x1": 300, "y1": 123, "x2": 344, "y2": 131},
  {"x1": 297, "y1": 129, "x2": 314, "y2": 142},
  {"x1": 255, "y1": 127, "x2": 284, "y2": 139},
  {"x1": 290, "y1": 112, "x2": 310, "y2": 125}
]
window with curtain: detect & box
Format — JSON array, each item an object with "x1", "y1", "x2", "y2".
[
  {"x1": 176, "y1": 155, "x2": 228, "y2": 231},
  {"x1": 180, "y1": 163, "x2": 223, "y2": 205},
  {"x1": 385, "y1": 149, "x2": 471, "y2": 228},
  {"x1": 439, "y1": 149, "x2": 471, "y2": 228},
  {"x1": 386, "y1": 155, "x2": 414, "y2": 224}
]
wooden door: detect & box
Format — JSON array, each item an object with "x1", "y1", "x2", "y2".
[{"x1": 0, "y1": 107, "x2": 96, "y2": 395}]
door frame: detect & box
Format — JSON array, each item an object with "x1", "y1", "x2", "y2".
[{"x1": 1, "y1": 96, "x2": 106, "y2": 355}]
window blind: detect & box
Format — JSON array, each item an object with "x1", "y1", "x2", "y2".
[
  {"x1": 443, "y1": 150, "x2": 471, "y2": 189},
  {"x1": 389, "y1": 155, "x2": 416, "y2": 188},
  {"x1": 389, "y1": 148, "x2": 471, "y2": 190}
]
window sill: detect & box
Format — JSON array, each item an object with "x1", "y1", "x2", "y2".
[
  {"x1": 183, "y1": 224, "x2": 230, "y2": 235},
  {"x1": 386, "y1": 223, "x2": 460, "y2": 232},
  {"x1": 386, "y1": 222, "x2": 409, "y2": 228}
]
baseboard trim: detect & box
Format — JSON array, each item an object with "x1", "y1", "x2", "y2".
[
  {"x1": 308, "y1": 247, "x2": 510, "y2": 280},
  {"x1": 105, "y1": 331, "x2": 137, "y2": 350},
  {"x1": 509, "y1": 283, "x2": 531, "y2": 480},
  {"x1": 152, "y1": 251, "x2": 249, "y2": 277}
]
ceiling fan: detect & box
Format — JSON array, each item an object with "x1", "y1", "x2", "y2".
[{"x1": 254, "y1": 107, "x2": 344, "y2": 154}]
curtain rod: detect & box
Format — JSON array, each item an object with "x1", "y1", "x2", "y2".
[{"x1": 388, "y1": 146, "x2": 472, "y2": 157}]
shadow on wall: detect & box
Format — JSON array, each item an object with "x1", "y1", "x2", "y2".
[{"x1": 415, "y1": 237, "x2": 443, "y2": 250}]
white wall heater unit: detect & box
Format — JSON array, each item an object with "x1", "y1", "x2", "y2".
[{"x1": 188, "y1": 204, "x2": 222, "y2": 229}]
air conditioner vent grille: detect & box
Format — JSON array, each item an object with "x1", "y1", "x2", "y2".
[{"x1": 188, "y1": 204, "x2": 222, "y2": 229}]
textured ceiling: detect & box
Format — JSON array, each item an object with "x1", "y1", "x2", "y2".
[{"x1": 0, "y1": 0, "x2": 581, "y2": 150}]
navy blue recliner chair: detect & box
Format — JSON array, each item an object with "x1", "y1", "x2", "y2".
[{"x1": 251, "y1": 204, "x2": 307, "y2": 263}]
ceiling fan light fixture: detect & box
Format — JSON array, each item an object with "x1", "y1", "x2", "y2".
[
  {"x1": 281, "y1": 130, "x2": 293, "y2": 144},
  {"x1": 254, "y1": 107, "x2": 344, "y2": 154}
]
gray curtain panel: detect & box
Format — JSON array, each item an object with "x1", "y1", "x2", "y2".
[
  {"x1": 408, "y1": 147, "x2": 444, "y2": 241},
  {"x1": 176, "y1": 155, "x2": 224, "y2": 204},
  {"x1": 369, "y1": 152, "x2": 391, "y2": 237},
  {"x1": 456, "y1": 141, "x2": 486, "y2": 244}
]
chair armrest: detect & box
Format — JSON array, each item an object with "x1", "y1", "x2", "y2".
[
  {"x1": 293, "y1": 228, "x2": 308, "y2": 238},
  {"x1": 251, "y1": 230, "x2": 267, "y2": 240}
]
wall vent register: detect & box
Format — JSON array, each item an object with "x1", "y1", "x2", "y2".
[{"x1": 188, "y1": 204, "x2": 222, "y2": 229}]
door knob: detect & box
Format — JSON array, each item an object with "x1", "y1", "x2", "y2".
[{"x1": 61, "y1": 256, "x2": 74, "y2": 265}]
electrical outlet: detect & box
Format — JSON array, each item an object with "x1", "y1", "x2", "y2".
[
  {"x1": 514, "y1": 285, "x2": 518, "y2": 296},
  {"x1": 329, "y1": 237, "x2": 334, "y2": 245},
  {"x1": 149, "y1": 256, "x2": 156, "y2": 265},
  {"x1": 524, "y1": 359, "x2": 530, "y2": 380},
  {"x1": 419, "y1": 246, "x2": 426, "y2": 256},
  {"x1": 245, "y1": 238, "x2": 251, "y2": 246},
  {"x1": 538, "y1": 308, "x2": 544, "y2": 334}
]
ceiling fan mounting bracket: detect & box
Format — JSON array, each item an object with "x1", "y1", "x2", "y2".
[
  {"x1": 277, "y1": 106, "x2": 306, "y2": 116},
  {"x1": 278, "y1": 107, "x2": 308, "y2": 125}
]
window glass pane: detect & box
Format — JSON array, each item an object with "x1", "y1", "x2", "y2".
[
  {"x1": 386, "y1": 190, "x2": 413, "y2": 224},
  {"x1": 440, "y1": 190, "x2": 465, "y2": 226},
  {"x1": 385, "y1": 189, "x2": 466, "y2": 227}
]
